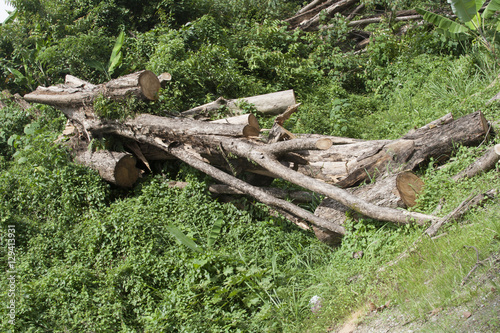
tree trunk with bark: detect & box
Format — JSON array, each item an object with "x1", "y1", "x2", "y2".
[
  {"x1": 23, "y1": 72, "x2": 495, "y2": 245},
  {"x1": 181, "y1": 90, "x2": 296, "y2": 117},
  {"x1": 75, "y1": 150, "x2": 139, "y2": 187}
]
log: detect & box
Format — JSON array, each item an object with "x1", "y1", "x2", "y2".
[
  {"x1": 75, "y1": 150, "x2": 139, "y2": 187},
  {"x1": 285, "y1": 0, "x2": 338, "y2": 28},
  {"x1": 28, "y1": 73, "x2": 493, "y2": 241},
  {"x1": 296, "y1": 0, "x2": 359, "y2": 31},
  {"x1": 331, "y1": 111, "x2": 488, "y2": 188},
  {"x1": 314, "y1": 172, "x2": 412, "y2": 238},
  {"x1": 346, "y1": 14, "x2": 421, "y2": 27},
  {"x1": 24, "y1": 70, "x2": 161, "y2": 109},
  {"x1": 210, "y1": 114, "x2": 261, "y2": 132},
  {"x1": 181, "y1": 90, "x2": 296, "y2": 116},
  {"x1": 89, "y1": 114, "x2": 260, "y2": 139},
  {"x1": 452, "y1": 144, "x2": 500, "y2": 181}
]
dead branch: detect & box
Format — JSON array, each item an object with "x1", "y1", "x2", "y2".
[{"x1": 452, "y1": 144, "x2": 500, "y2": 181}]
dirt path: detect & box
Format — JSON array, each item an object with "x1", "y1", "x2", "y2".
[{"x1": 334, "y1": 259, "x2": 500, "y2": 332}]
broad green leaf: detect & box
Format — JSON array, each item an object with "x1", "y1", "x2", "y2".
[
  {"x1": 2, "y1": 9, "x2": 17, "y2": 24},
  {"x1": 166, "y1": 224, "x2": 202, "y2": 253},
  {"x1": 465, "y1": 12, "x2": 481, "y2": 30},
  {"x1": 6, "y1": 66, "x2": 25, "y2": 80},
  {"x1": 108, "y1": 31, "x2": 125, "y2": 75},
  {"x1": 417, "y1": 8, "x2": 470, "y2": 34},
  {"x1": 447, "y1": 0, "x2": 483, "y2": 23},
  {"x1": 207, "y1": 218, "x2": 224, "y2": 248},
  {"x1": 84, "y1": 59, "x2": 106, "y2": 72},
  {"x1": 482, "y1": 0, "x2": 500, "y2": 19}
]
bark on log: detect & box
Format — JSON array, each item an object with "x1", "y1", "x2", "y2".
[
  {"x1": 75, "y1": 150, "x2": 139, "y2": 187},
  {"x1": 452, "y1": 144, "x2": 500, "y2": 181},
  {"x1": 211, "y1": 114, "x2": 261, "y2": 132},
  {"x1": 24, "y1": 70, "x2": 161, "y2": 108},
  {"x1": 295, "y1": 0, "x2": 360, "y2": 31},
  {"x1": 181, "y1": 90, "x2": 296, "y2": 116},
  {"x1": 314, "y1": 172, "x2": 411, "y2": 236},
  {"x1": 346, "y1": 14, "x2": 421, "y2": 27},
  {"x1": 301, "y1": 111, "x2": 488, "y2": 188}
]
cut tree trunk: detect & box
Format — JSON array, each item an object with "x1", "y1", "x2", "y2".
[
  {"x1": 211, "y1": 114, "x2": 261, "y2": 132},
  {"x1": 452, "y1": 144, "x2": 500, "y2": 181},
  {"x1": 23, "y1": 70, "x2": 161, "y2": 110},
  {"x1": 296, "y1": 111, "x2": 488, "y2": 188},
  {"x1": 75, "y1": 150, "x2": 139, "y2": 187},
  {"x1": 396, "y1": 171, "x2": 425, "y2": 208},
  {"x1": 181, "y1": 90, "x2": 296, "y2": 116}
]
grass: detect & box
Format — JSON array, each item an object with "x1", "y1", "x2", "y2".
[{"x1": 279, "y1": 50, "x2": 500, "y2": 332}]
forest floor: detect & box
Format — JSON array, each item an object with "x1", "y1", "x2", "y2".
[{"x1": 333, "y1": 252, "x2": 500, "y2": 333}]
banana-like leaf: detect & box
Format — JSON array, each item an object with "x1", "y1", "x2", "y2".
[
  {"x1": 447, "y1": 0, "x2": 484, "y2": 23},
  {"x1": 417, "y1": 8, "x2": 470, "y2": 34},
  {"x1": 482, "y1": 0, "x2": 500, "y2": 19},
  {"x1": 166, "y1": 224, "x2": 203, "y2": 253},
  {"x1": 207, "y1": 218, "x2": 224, "y2": 248},
  {"x1": 108, "y1": 31, "x2": 125, "y2": 75},
  {"x1": 465, "y1": 12, "x2": 481, "y2": 30},
  {"x1": 2, "y1": 9, "x2": 18, "y2": 24}
]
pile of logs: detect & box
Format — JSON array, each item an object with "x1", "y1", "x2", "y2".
[
  {"x1": 22, "y1": 70, "x2": 498, "y2": 245},
  {"x1": 284, "y1": 0, "x2": 424, "y2": 49}
]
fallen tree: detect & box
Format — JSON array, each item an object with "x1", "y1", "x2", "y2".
[{"x1": 22, "y1": 72, "x2": 494, "y2": 244}]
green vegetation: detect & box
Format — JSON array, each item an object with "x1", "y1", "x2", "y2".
[{"x1": 1, "y1": 0, "x2": 500, "y2": 331}]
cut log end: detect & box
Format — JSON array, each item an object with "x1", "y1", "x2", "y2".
[
  {"x1": 75, "y1": 151, "x2": 139, "y2": 187},
  {"x1": 316, "y1": 138, "x2": 333, "y2": 150},
  {"x1": 243, "y1": 125, "x2": 260, "y2": 137},
  {"x1": 138, "y1": 70, "x2": 161, "y2": 100},
  {"x1": 396, "y1": 171, "x2": 424, "y2": 208},
  {"x1": 115, "y1": 154, "x2": 140, "y2": 187}
]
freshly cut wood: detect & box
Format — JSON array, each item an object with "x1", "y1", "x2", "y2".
[
  {"x1": 425, "y1": 189, "x2": 497, "y2": 236},
  {"x1": 104, "y1": 70, "x2": 161, "y2": 101},
  {"x1": 452, "y1": 144, "x2": 500, "y2": 181},
  {"x1": 157, "y1": 72, "x2": 172, "y2": 88},
  {"x1": 24, "y1": 70, "x2": 161, "y2": 109},
  {"x1": 27, "y1": 73, "x2": 494, "y2": 243},
  {"x1": 396, "y1": 171, "x2": 425, "y2": 207},
  {"x1": 211, "y1": 114, "x2": 261, "y2": 131},
  {"x1": 181, "y1": 90, "x2": 296, "y2": 116},
  {"x1": 75, "y1": 150, "x2": 139, "y2": 187}
]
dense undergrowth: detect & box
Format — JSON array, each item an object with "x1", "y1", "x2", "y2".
[{"x1": 1, "y1": 0, "x2": 500, "y2": 332}]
